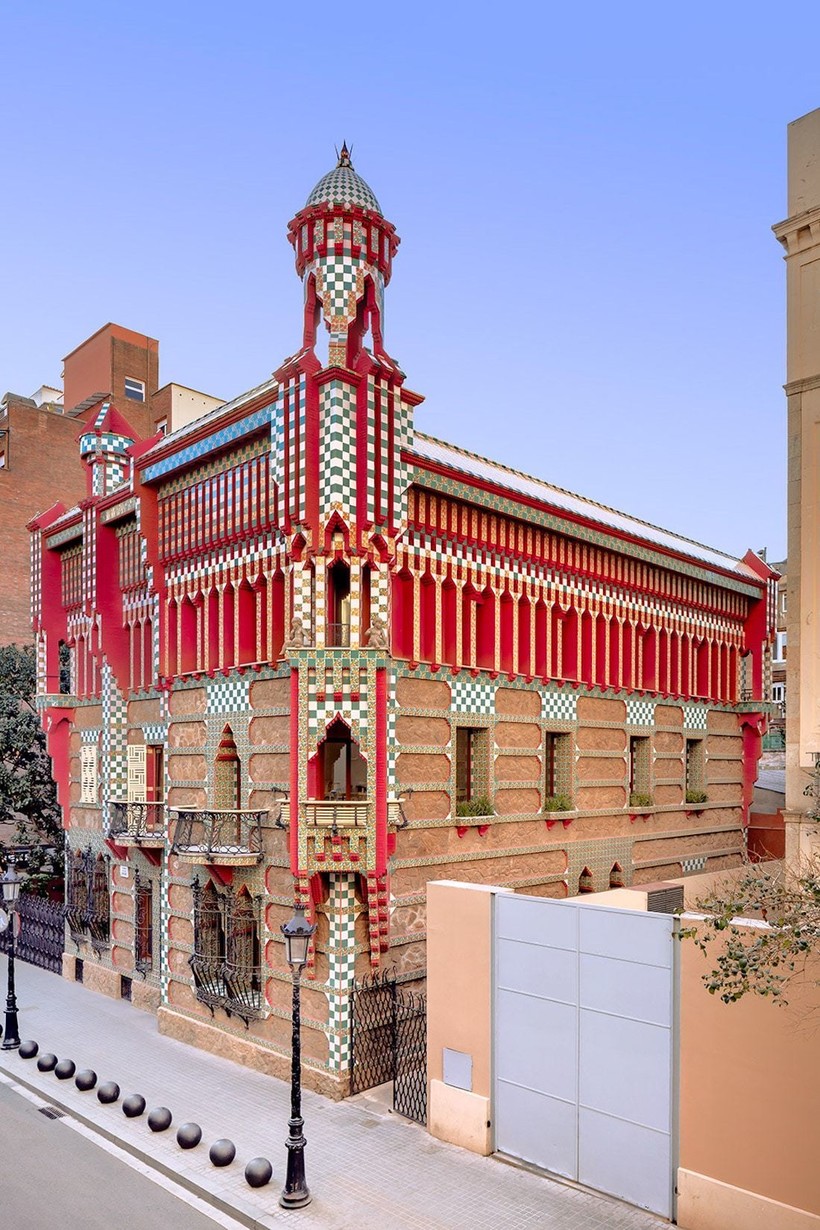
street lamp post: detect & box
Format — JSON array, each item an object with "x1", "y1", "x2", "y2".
[
  {"x1": 1, "y1": 860, "x2": 23, "y2": 1051},
  {"x1": 279, "y1": 903, "x2": 317, "y2": 1210}
]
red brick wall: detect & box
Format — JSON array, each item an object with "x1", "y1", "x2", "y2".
[
  {"x1": 63, "y1": 324, "x2": 158, "y2": 429},
  {"x1": 0, "y1": 399, "x2": 89, "y2": 646}
]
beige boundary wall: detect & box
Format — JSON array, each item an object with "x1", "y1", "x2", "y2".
[{"x1": 426, "y1": 875, "x2": 820, "y2": 1229}]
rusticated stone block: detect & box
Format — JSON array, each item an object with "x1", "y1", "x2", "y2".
[
  {"x1": 168, "y1": 721, "x2": 207, "y2": 748},
  {"x1": 249, "y1": 752, "x2": 290, "y2": 781},
  {"x1": 577, "y1": 695, "x2": 626, "y2": 722},
  {"x1": 495, "y1": 721, "x2": 541, "y2": 748},
  {"x1": 250, "y1": 677, "x2": 290, "y2": 707},
  {"x1": 396, "y1": 676, "x2": 451, "y2": 709},
  {"x1": 495, "y1": 686, "x2": 541, "y2": 717},
  {"x1": 168, "y1": 754, "x2": 207, "y2": 780},
  {"x1": 128, "y1": 698, "x2": 162, "y2": 724},
  {"x1": 249, "y1": 715, "x2": 290, "y2": 744},
  {"x1": 395, "y1": 716, "x2": 451, "y2": 746},
  {"x1": 494, "y1": 787, "x2": 541, "y2": 814},
  {"x1": 396, "y1": 752, "x2": 450, "y2": 784},
  {"x1": 494, "y1": 755, "x2": 541, "y2": 782},
  {"x1": 576, "y1": 756, "x2": 625, "y2": 782},
  {"x1": 168, "y1": 687, "x2": 206, "y2": 716}
]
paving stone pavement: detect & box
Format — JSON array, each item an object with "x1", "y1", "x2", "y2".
[{"x1": 0, "y1": 957, "x2": 666, "y2": 1230}]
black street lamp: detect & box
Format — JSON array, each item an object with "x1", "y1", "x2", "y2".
[
  {"x1": 279, "y1": 903, "x2": 317, "y2": 1210},
  {"x1": 1, "y1": 860, "x2": 23, "y2": 1051}
]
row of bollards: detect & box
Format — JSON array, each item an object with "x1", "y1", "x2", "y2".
[{"x1": 19, "y1": 1040, "x2": 273, "y2": 1189}]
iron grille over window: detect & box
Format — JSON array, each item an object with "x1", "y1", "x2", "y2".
[
  {"x1": 65, "y1": 847, "x2": 110, "y2": 949},
  {"x1": 190, "y1": 878, "x2": 263, "y2": 1023},
  {"x1": 135, "y1": 872, "x2": 153, "y2": 974}
]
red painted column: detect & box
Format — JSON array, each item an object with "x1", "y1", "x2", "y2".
[
  {"x1": 375, "y1": 666, "x2": 388, "y2": 875},
  {"x1": 289, "y1": 668, "x2": 300, "y2": 873}
]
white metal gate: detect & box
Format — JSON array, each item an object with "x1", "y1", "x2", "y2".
[{"x1": 494, "y1": 894, "x2": 678, "y2": 1218}]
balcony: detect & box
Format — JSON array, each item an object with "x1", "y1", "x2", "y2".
[
  {"x1": 303, "y1": 799, "x2": 369, "y2": 829},
  {"x1": 108, "y1": 801, "x2": 166, "y2": 848},
  {"x1": 170, "y1": 809, "x2": 265, "y2": 865},
  {"x1": 326, "y1": 622, "x2": 351, "y2": 648}
]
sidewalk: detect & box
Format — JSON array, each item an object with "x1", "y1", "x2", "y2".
[{"x1": 0, "y1": 957, "x2": 663, "y2": 1230}]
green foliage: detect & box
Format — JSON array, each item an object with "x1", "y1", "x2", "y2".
[
  {"x1": 455, "y1": 796, "x2": 494, "y2": 818},
  {"x1": 0, "y1": 644, "x2": 63, "y2": 893},
  {"x1": 543, "y1": 794, "x2": 573, "y2": 813},
  {"x1": 685, "y1": 789, "x2": 708, "y2": 805},
  {"x1": 629, "y1": 792, "x2": 653, "y2": 808},
  {"x1": 680, "y1": 859, "x2": 820, "y2": 1006}
]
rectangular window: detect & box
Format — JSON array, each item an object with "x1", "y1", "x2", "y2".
[
  {"x1": 772, "y1": 683, "x2": 785, "y2": 707},
  {"x1": 455, "y1": 726, "x2": 490, "y2": 813},
  {"x1": 773, "y1": 631, "x2": 787, "y2": 663},
  {"x1": 685, "y1": 738, "x2": 706, "y2": 801},
  {"x1": 135, "y1": 878, "x2": 153, "y2": 972},
  {"x1": 0, "y1": 449, "x2": 6, "y2": 469},
  {"x1": 544, "y1": 731, "x2": 573, "y2": 809},
  {"x1": 80, "y1": 744, "x2": 98, "y2": 804},
  {"x1": 628, "y1": 736, "x2": 652, "y2": 806},
  {"x1": 155, "y1": 418, "x2": 167, "y2": 436},
  {"x1": 191, "y1": 881, "x2": 263, "y2": 1021},
  {"x1": 124, "y1": 377, "x2": 145, "y2": 402}
]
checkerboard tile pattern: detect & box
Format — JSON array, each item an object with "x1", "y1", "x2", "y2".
[
  {"x1": 143, "y1": 404, "x2": 274, "y2": 483},
  {"x1": 205, "y1": 676, "x2": 251, "y2": 715},
  {"x1": 450, "y1": 674, "x2": 494, "y2": 715},
  {"x1": 316, "y1": 255, "x2": 365, "y2": 325},
  {"x1": 681, "y1": 855, "x2": 707, "y2": 874},
  {"x1": 306, "y1": 165, "x2": 382, "y2": 213},
  {"x1": 541, "y1": 689, "x2": 577, "y2": 721},
  {"x1": 627, "y1": 697, "x2": 656, "y2": 727},
  {"x1": 307, "y1": 687, "x2": 370, "y2": 751},
  {"x1": 682, "y1": 703, "x2": 708, "y2": 730},
  {"x1": 325, "y1": 874, "x2": 358, "y2": 1072},
  {"x1": 320, "y1": 380, "x2": 356, "y2": 518}
]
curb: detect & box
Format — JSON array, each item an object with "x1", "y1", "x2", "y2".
[{"x1": 0, "y1": 1055, "x2": 272, "y2": 1230}]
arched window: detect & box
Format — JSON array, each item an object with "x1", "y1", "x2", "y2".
[
  {"x1": 328, "y1": 560, "x2": 351, "y2": 647},
  {"x1": 578, "y1": 866, "x2": 595, "y2": 894},
  {"x1": 609, "y1": 862, "x2": 625, "y2": 889}
]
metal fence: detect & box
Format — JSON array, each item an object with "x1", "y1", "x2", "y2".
[
  {"x1": 0, "y1": 894, "x2": 64, "y2": 974},
  {"x1": 349, "y1": 970, "x2": 427, "y2": 1125}
]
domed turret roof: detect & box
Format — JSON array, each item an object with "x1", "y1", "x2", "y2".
[{"x1": 305, "y1": 144, "x2": 381, "y2": 215}]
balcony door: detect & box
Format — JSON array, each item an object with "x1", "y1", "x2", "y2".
[{"x1": 318, "y1": 718, "x2": 366, "y2": 800}]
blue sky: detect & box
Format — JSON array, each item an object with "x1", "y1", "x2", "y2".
[{"x1": 2, "y1": 1, "x2": 817, "y2": 562}]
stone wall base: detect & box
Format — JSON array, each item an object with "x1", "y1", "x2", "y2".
[
  {"x1": 677, "y1": 1169, "x2": 820, "y2": 1230},
  {"x1": 157, "y1": 1006, "x2": 347, "y2": 1101}
]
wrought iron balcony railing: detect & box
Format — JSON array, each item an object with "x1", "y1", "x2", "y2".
[
  {"x1": 171, "y1": 809, "x2": 265, "y2": 863},
  {"x1": 108, "y1": 801, "x2": 166, "y2": 844},
  {"x1": 326, "y1": 622, "x2": 351, "y2": 648},
  {"x1": 189, "y1": 953, "x2": 264, "y2": 1022}
]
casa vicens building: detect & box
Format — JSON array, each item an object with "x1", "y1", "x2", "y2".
[{"x1": 30, "y1": 148, "x2": 776, "y2": 1095}]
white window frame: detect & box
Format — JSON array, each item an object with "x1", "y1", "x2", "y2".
[
  {"x1": 124, "y1": 377, "x2": 146, "y2": 402},
  {"x1": 80, "y1": 744, "x2": 99, "y2": 804}
]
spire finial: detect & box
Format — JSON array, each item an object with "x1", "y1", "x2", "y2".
[{"x1": 336, "y1": 141, "x2": 352, "y2": 168}]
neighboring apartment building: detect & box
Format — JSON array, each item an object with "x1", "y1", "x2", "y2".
[
  {"x1": 0, "y1": 324, "x2": 221, "y2": 646},
  {"x1": 30, "y1": 149, "x2": 777, "y2": 1096},
  {"x1": 773, "y1": 108, "x2": 820, "y2": 859},
  {"x1": 770, "y1": 558, "x2": 787, "y2": 743}
]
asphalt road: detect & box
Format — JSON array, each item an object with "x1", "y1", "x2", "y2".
[{"x1": 0, "y1": 1079, "x2": 234, "y2": 1230}]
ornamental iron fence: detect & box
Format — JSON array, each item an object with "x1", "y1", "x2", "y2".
[
  {"x1": 349, "y1": 970, "x2": 427, "y2": 1125},
  {"x1": 0, "y1": 893, "x2": 65, "y2": 974}
]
